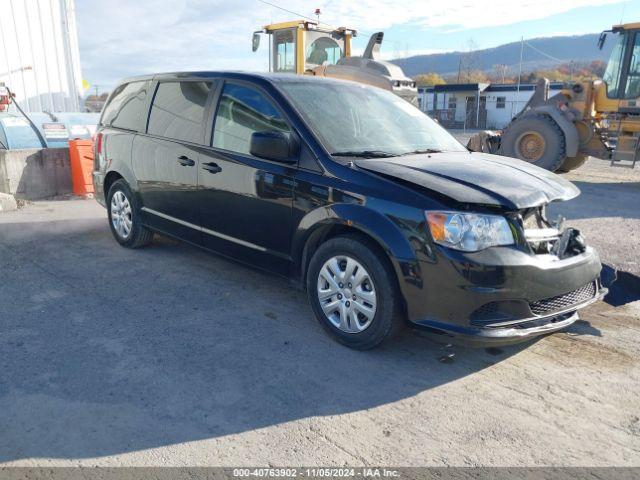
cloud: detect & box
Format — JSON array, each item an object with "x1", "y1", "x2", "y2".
[
  {"x1": 76, "y1": 0, "x2": 624, "y2": 88},
  {"x1": 316, "y1": 0, "x2": 624, "y2": 31}
]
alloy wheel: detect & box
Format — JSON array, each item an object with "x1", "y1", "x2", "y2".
[{"x1": 110, "y1": 190, "x2": 133, "y2": 239}]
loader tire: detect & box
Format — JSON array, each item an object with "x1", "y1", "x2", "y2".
[
  {"x1": 557, "y1": 154, "x2": 588, "y2": 173},
  {"x1": 500, "y1": 114, "x2": 566, "y2": 171}
]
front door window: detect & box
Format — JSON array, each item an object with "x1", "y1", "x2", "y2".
[
  {"x1": 273, "y1": 29, "x2": 296, "y2": 73},
  {"x1": 624, "y1": 33, "x2": 640, "y2": 99},
  {"x1": 213, "y1": 83, "x2": 290, "y2": 155},
  {"x1": 604, "y1": 33, "x2": 626, "y2": 98}
]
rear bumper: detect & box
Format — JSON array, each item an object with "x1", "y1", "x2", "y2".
[{"x1": 93, "y1": 171, "x2": 106, "y2": 207}]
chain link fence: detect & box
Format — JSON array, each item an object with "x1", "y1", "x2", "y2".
[{"x1": 418, "y1": 98, "x2": 532, "y2": 130}]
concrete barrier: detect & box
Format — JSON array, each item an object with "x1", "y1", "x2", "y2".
[
  {"x1": 0, "y1": 192, "x2": 17, "y2": 212},
  {"x1": 0, "y1": 148, "x2": 72, "y2": 200}
]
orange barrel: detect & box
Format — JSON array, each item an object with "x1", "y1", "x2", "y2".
[{"x1": 68, "y1": 139, "x2": 95, "y2": 196}]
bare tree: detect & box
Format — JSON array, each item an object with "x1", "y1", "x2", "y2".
[
  {"x1": 458, "y1": 38, "x2": 482, "y2": 83},
  {"x1": 493, "y1": 64, "x2": 509, "y2": 83}
]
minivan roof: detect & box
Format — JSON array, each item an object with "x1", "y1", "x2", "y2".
[{"x1": 116, "y1": 71, "x2": 360, "y2": 88}]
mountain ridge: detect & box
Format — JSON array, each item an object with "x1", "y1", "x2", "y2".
[{"x1": 390, "y1": 33, "x2": 613, "y2": 78}]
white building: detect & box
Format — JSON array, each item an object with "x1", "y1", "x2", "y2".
[
  {"x1": 0, "y1": 0, "x2": 83, "y2": 113},
  {"x1": 418, "y1": 82, "x2": 564, "y2": 130}
]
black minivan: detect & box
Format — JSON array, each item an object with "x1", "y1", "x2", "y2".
[{"x1": 93, "y1": 71, "x2": 605, "y2": 349}]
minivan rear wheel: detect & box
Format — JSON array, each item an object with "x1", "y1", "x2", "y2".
[
  {"x1": 307, "y1": 235, "x2": 403, "y2": 349},
  {"x1": 107, "y1": 179, "x2": 153, "y2": 248}
]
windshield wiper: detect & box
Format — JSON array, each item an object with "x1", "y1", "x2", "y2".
[
  {"x1": 330, "y1": 150, "x2": 398, "y2": 158},
  {"x1": 400, "y1": 148, "x2": 442, "y2": 155}
]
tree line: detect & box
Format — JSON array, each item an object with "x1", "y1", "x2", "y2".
[{"x1": 413, "y1": 60, "x2": 607, "y2": 86}]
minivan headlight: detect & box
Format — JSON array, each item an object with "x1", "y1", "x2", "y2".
[{"x1": 426, "y1": 211, "x2": 514, "y2": 252}]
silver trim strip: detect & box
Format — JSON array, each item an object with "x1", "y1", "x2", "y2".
[
  {"x1": 525, "y1": 227, "x2": 560, "y2": 242},
  {"x1": 141, "y1": 207, "x2": 267, "y2": 252},
  {"x1": 477, "y1": 284, "x2": 605, "y2": 328}
]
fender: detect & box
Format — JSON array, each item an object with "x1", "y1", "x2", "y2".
[
  {"x1": 529, "y1": 105, "x2": 580, "y2": 157},
  {"x1": 98, "y1": 133, "x2": 141, "y2": 205},
  {"x1": 292, "y1": 202, "x2": 424, "y2": 311}
]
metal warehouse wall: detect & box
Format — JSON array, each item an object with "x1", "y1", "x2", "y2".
[{"x1": 0, "y1": 0, "x2": 83, "y2": 112}]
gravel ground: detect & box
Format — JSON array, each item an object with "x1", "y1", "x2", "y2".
[{"x1": 0, "y1": 197, "x2": 638, "y2": 467}]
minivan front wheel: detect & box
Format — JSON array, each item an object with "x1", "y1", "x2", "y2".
[
  {"x1": 307, "y1": 235, "x2": 402, "y2": 349},
  {"x1": 107, "y1": 179, "x2": 153, "y2": 248},
  {"x1": 317, "y1": 255, "x2": 377, "y2": 333}
]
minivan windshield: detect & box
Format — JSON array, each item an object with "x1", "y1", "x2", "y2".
[{"x1": 278, "y1": 80, "x2": 467, "y2": 158}]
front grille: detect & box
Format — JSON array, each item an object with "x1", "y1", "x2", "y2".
[
  {"x1": 529, "y1": 282, "x2": 597, "y2": 316},
  {"x1": 471, "y1": 302, "x2": 500, "y2": 321}
]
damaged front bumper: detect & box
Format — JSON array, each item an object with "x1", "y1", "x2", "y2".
[
  {"x1": 408, "y1": 242, "x2": 605, "y2": 346},
  {"x1": 413, "y1": 282, "x2": 607, "y2": 346}
]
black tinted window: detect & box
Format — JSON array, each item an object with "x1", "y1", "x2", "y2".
[
  {"x1": 148, "y1": 81, "x2": 212, "y2": 143},
  {"x1": 101, "y1": 81, "x2": 150, "y2": 131},
  {"x1": 213, "y1": 83, "x2": 289, "y2": 155}
]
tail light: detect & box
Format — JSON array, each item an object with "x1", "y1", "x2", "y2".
[{"x1": 94, "y1": 132, "x2": 104, "y2": 169}]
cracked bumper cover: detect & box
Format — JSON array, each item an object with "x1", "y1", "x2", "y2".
[{"x1": 408, "y1": 245, "x2": 605, "y2": 346}]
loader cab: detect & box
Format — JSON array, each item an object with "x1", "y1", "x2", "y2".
[
  {"x1": 252, "y1": 20, "x2": 356, "y2": 75},
  {"x1": 601, "y1": 23, "x2": 640, "y2": 101}
]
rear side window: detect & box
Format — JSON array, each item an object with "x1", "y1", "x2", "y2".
[
  {"x1": 147, "y1": 81, "x2": 212, "y2": 144},
  {"x1": 213, "y1": 83, "x2": 289, "y2": 155},
  {"x1": 101, "y1": 81, "x2": 150, "y2": 131}
]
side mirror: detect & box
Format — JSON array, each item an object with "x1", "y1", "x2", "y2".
[
  {"x1": 252, "y1": 32, "x2": 261, "y2": 52},
  {"x1": 598, "y1": 31, "x2": 607, "y2": 50},
  {"x1": 250, "y1": 131, "x2": 297, "y2": 163}
]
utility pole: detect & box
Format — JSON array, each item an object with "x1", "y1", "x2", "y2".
[
  {"x1": 569, "y1": 60, "x2": 574, "y2": 81},
  {"x1": 515, "y1": 36, "x2": 524, "y2": 119},
  {"x1": 457, "y1": 56, "x2": 462, "y2": 83}
]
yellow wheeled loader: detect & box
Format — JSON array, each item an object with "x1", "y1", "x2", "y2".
[
  {"x1": 252, "y1": 19, "x2": 418, "y2": 104},
  {"x1": 469, "y1": 22, "x2": 640, "y2": 172}
]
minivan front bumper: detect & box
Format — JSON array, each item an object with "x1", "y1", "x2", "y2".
[
  {"x1": 407, "y1": 245, "x2": 604, "y2": 346},
  {"x1": 413, "y1": 287, "x2": 606, "y2": 346}
]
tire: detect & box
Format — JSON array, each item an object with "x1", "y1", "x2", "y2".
[
  {"x1": 500, "y1": 114, "x2": 566, "y2": 171},
  {"x1": 107, "y1": 179, "x2": 153, "y2": 248},
  {"x1": 306, "y1": 235, "x2": 403, "y2": 350},
  {"x1": 557, "y1": 154, "x2": 588, "y2": 173}
]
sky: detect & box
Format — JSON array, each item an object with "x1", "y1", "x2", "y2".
[{"x1": 75, "y1": 0, "x2": 640, "y2": 92}]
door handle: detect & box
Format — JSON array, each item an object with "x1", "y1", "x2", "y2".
[
  {"x1": 202, "y1": 162, "x2": 222, "y2": 174},
  {"x1": 177, "y1": 155, "x2": 195, "y2": 167}
]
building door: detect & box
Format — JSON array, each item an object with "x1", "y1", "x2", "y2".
[
  {"x1": 465, "y1": 96, "x2": 477, "y2": 128},
  {"x1": 479, "y1": 96, "x2": 487, "y2": 129},
  {"x1": 465, "y1": 95, "x2": 487, "y2": 129}
]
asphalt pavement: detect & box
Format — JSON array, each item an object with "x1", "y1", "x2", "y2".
[{"x1": 0, "y1": 194, "x2": 638, "y2": 466}]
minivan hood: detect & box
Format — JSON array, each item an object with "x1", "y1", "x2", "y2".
[{"x1": 355, "y1": 151, "x2": 579, "y2": 209}]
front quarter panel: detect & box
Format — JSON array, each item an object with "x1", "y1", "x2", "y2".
[{"x1": 292, "y1": 163, "x2": 440, "y2": 318}]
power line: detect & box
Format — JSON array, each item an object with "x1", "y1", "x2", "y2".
[
  {"x1": 523, "y1": 40, "x2": 564, "y2": 63},
  {"x1": 252, "y1": 0, "x2": 401, "y2": 49},
  {"x1": 253, "y1": 0, "x2": 337, "y2": 31},
  {"x1": 620, "y1": 0, "x2": 629, "y2": 24}
]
